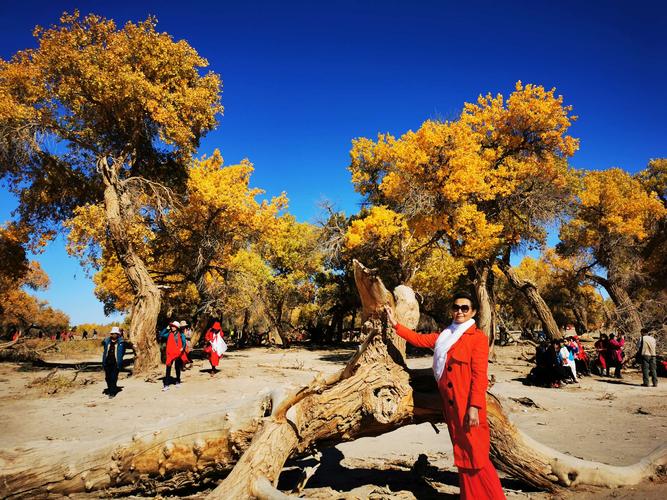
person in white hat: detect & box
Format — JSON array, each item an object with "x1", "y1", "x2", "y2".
[
  {"x1": 158, "y1": 321, "x2": 188, "y2": 391},
  {"x1": 102, "y1": 326, "x2": 125, "y2": 398}
]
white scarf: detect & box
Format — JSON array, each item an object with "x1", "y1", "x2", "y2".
[
  {"x1": 210, "y1": 332, "x2": 227, "y2": 357},
  {"x1": 432, "y1": 319, "x2": 475, "y2": 381}
]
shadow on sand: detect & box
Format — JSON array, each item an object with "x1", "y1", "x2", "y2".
[{"x1": 278, "y1": 447, "x2": 538, "y2": 498}]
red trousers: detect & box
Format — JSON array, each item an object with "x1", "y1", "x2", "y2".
[{"x1": 459, "y1": 460, "x2": 505, "y2": 500}]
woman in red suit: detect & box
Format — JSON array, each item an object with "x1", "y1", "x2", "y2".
[{"x1": 385, "y1": 291, "x2": 505, "y2": 500}]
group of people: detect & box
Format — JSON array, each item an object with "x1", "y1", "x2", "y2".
[
  {"x1": 528, "y1": 328, "x2": 660, "y2": 389},
  {"x1": 100, "y1": 320, "x2": 228, "y2": 397},
  {"x1": 592, "y1": 333, "x2": 626, "y2": 378},
  {"x1": 528, "y1": 335, "x2": 589, "y2": 388},
  {"x1": 158, "y1": 320, "x2": 228, "y2": 390}
]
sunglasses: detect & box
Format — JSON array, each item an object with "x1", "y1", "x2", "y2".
[{"x1": 451, "y1": 304, "x2": 471, "y2": 313}]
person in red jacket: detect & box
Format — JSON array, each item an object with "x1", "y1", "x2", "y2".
[
  {"x1": 203, "y1": 321, "x2": 226, "y2": 375},
  {"x1": 385, "y1": 291, "x2": 505, "y2": 500},
  {"x1": 159, "y1": 321, "x2": 188, "y2": 391}
]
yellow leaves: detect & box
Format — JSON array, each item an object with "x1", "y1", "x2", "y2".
[
  {"x1": 348, "y1": 82, "x2": 579, "y2": 261},
  {"x1": 4, "y1": 10, "x2": 222, "y2": 158},
  {"x1": 93, "y1": 253, "x2": 134, "y2": 312},
  {"x1": 412, "y1": 251, "x2": 466, "y2": 299},
  {"x1": 345, "y1": 206, "x2": 408, "y2": 250},
  {"x1": 451, "y1": 204, "x2": 504, "y2": 259},
  {"x1": 572, "y1": 168, "x2": 666, "y2": 243},
  {"x1": 638, "y1": 158, "x2": 667, "y2": 203}
]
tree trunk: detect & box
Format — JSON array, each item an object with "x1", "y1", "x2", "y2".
[
  {"x1": 588, "y1": 273, "x2": 643, "y2": 341},
  {"x1": 191, "y1": 312, "x2": 212, "y2": 347},
  {"x1": 0, "y1": 393, "x2": 275, "y2": 497},
  {"x1": 498, "y1": 260, "x2": 562, "y2": 341},
  {"x1": 100, "y1": 157, "x2": 161, "y2": 373},
  {"x1": 473, "y1": 261, "x2": 497, "y2": 360},
  {"x1": 572, "y1": 306, "x2": 587, "y2": 335},
  {"x1": 239, "y1": 308, "x2": 251, "y2": 347},
  {"x1": 486, "y1": 392, "x2": 666, "y2": 489}
]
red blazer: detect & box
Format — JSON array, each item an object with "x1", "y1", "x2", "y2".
[{"x1": 395, "y1": 322, "x2": 490, "y2": 469}]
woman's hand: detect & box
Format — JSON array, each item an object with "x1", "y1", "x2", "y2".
[
  {"x1": 383, "y1": 305, "x2": 398, "y2": 327},
  {"x1": 465, "y1": 406, "x2": 480, "y2": 430}
]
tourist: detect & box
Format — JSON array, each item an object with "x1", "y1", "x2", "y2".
[
  {"x1": 102, "y1": 326, "x2": 125, "y2": 398},
  {"x1": 204, "y1": 321, "x2": 227, "y2": 375},
  {"x1": 637, "y1": 328, "x2": 658, "y2": 387},
  {"x1": 385, "y1": 292, "x2": 505, "y2": 500},
  {"x1": 607, "y1": 333, "x2": 625, "y2": 379},
  {"x1": 527, "y1": 341, "x2": 559, "y2": 387},
  {"x1": 82, "y1": 329, "x2": 89, "y2": 340},
  {"x1": 572, "y1": 335, "x2": 590, "y2": 376},
  {"x1": 554, "y1": 339, "x2": 577, "y2": 383},
  {"x1": 179, "y1": 320, "x2": 193, "y2": 370},
  {"x1": 593, "y1": 333, "x2": 608, "y2": 376},
  {"x1": 559, "y1": 339, "x2": 577, "y2": 382},
  {"x1": 92, "y1": 329, "x2": 98, "y2": 340},
  {"x1": 159, "y1": 320, "x2": 188, "y2": 391}
]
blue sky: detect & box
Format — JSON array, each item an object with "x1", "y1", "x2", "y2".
[{"x1": 1, "y1": 0, "x2": 666, "y2": 324}]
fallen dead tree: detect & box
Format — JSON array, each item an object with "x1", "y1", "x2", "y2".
[
  {"x1": 206, "y1": 261, "x2": 667, "y2": 498},
  {"x1": 0, "y1": 341, "x2": 49, "y2": 364},
  {"x1": 1, "y1": 261, "x2": 665, "y2": 498},
  {"x1": 0, "y1": 393, "x2": 275, "y2": 498}
]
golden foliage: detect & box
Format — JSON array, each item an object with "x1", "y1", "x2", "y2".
[
  {"x1": 349, "y1": 82, "x2": 579, "y2": 261},
  {"x1": 345, "y1": 206, "x2": 408, "y2": 250},
  {"x1": 560, "y1": 168, "x2": 667, "y2": 253},
  {"x1": 1, "y1": 10, "x2": 222, "y2": 156}
]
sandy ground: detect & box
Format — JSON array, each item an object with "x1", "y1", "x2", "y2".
[{"x1": 1, "y1": 343, "x2": 665, "y2": 499}]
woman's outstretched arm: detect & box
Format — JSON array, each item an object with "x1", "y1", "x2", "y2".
[{"x1": 385, "y1": 305, "x2": 438, "y2": 349}]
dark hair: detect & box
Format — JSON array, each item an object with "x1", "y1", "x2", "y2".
[{"x1": 451, "y1": 290, "x2": 478, "y2": 311}]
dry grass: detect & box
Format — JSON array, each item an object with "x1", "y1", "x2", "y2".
[
  {"x1": 26, "y1": 339, "x2": 103, "y2": 356},
  {"x1": 27, "y1": 370, "x2": 95, "y2": 395}
]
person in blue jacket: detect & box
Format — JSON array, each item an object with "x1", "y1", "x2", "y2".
[{"x1": 102, "y1": 326, "x2": 126, "y2": 398}]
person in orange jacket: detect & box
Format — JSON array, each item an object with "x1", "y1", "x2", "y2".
[{"x1": 385, "y1": 291, "x2": 505, "y2": 500}]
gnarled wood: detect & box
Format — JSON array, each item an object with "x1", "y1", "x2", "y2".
[
  {"x1": 498, "y1": 259, "x2": 562, "y2": 341},
  {"x1": 0, "y1": 393, "x2": 275, "y2": 498},
  {"x1": 100, "y1": 156, "x2": 161, "y2": 373},
  {"x1": 487, "y1": 393, "x2": 667, "y2": 488}
]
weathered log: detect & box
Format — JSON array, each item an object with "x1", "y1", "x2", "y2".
[
  {"x1": 488, "y1": 392, "x2": 667, "y2": 488},
  {"x1": 0, "y1": 392, "x2": 275, "y2": 498},
  {"x1": 206, "y1": 261, "x2": 424, "y2": 498}
]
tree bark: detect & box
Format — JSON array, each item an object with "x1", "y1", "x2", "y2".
[
  {"x1": 0, "y1": 393, "x2": 275, "y2": 497},
  {"x1": 239, "y1": 308, "x2": 251, "y2": 347},
  {"x1": 487, "y1": 392, "x2": 667, "y2": 488},
  {"x1": 498, "y1": 260, "x2": 563, "y2": 340},
  {"x1": 473, "y1": 261, "x2": 497, "y2": 360},
  {"x1": 100, "y1": 157, "x2": 161, "y2": 373},
  {"x1": 588, "y1": 273, "x2": 643, "y2": 341}
]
